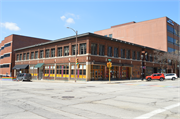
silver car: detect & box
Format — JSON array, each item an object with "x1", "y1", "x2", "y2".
[
  {"x1": 16, "y1": 73, "x2": 32, "y2": 81},
  {"x1": 164, "y1": 73, "x2": 177, "y2": 80}
]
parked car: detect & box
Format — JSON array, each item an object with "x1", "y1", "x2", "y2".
[
  {"x1": 146, "y1": 73, "x2": 165, "y2": 81},
  {"x1": 164, "y1": 73, "x2": 177, "y2": 80},
  {"x1": 16, "y1": 73, "x2": 32, "y2": 81}
]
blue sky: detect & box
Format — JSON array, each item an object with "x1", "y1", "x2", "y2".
[{"x1": 0, "y1": 0, "x2": 179, "y2": 42}]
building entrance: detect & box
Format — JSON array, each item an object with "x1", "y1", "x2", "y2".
[{"x1": 91, "y1": 65, "x2": 104, "y2": 80}]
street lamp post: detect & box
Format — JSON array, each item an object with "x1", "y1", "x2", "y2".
[
  {"x1": 141, "y1": 54, "x2": 144, "y2": 81},
  {"x1": 67, "y1": 27, "x2": 78, "y2": 82}
]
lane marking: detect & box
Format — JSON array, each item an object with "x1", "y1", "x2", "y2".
[{"x1": 134, "y1": 103, "x2": 180, "y2": 119}]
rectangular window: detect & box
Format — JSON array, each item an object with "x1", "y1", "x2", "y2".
[
  {"x1": 20, "y1": 54, "x2": 22, "y2": 60},
  {"x1": 137, "y1": 51, "x2": 140, "y2": 60},
  {"x1": 99, "y1": 44, "x2": 105, "y2": 56},
  {"x1": 17, "y1": 54, "x2": 19, "y2": 61},
  {"x1": 121, "y1": 49, "x2": 125, "y2": 58},
  {"x1": 132, "y1": 51, "x2": 136, "y2": 59},
  {"x1": 23, "y1": 53, "x2": 26, "y2": 60},
  {"x1": 27, "y1": 53, "x2": 29, "y2": 60},
  {"x1": 57, "y1": 47, "x2": 62, "y2": 56},
  {"x1": 51, "y1": 48, "x2": 55, "y2": 57},
  {"x1": 40, "y1": 50, "x2": 44, "y2": 58},
  {"x1": 167, "y1": 25, "x2": 174, "y2": 34},
  {"x1": 168, "y1": 47, "x2": 175, "y2": 53},
  {"x1": 91, "y1": 43, "x2": 97, "y2": 55},
  {"x1": 109, "y1": 34, "x2": 112, "y2": 38},
  {"x1": 72, "y1": 45, "x2": 78, "y2": 55},
  {"x1": 107, "y1": 46, "x2": 112, "y2": 57},
  {"x1": 35, "y1": 51, "x2": 38, "y2": 59},
  {"x1": 114, "y1": 47, "x2": 118, "y2": 57},
  {"x1": 45, "y1": 49, "x2": 49, "y2": 58},
  {"x1": 80, "y1": 43, "x2": 86, "y2": 54},
  {"x1": 126, "y1": 50, "x2": 130, "y2": 59},
  {"x1": 64, "y1": 46, "x2": 69, "y2": 56},
  {"x1": 150, "y1": 56, "x2": 153, "y2": 62},
  {"x1": 31, "y1": 52, "x2": 34, "y2": 59},
  {"x1": 4, "y1": 43, "x2": 11, "y2": 48}
]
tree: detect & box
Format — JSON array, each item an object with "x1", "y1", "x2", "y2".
[
  {"x1": 153, "y1": 50, "x2": 168, "y2": 73},
  {"x1": 166, "y1": 52, "x2": 179, "y2": 74}
]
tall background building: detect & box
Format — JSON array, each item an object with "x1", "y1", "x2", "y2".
[{"x1": 95, "y1": 17, "x2": 180, "y2": 55}]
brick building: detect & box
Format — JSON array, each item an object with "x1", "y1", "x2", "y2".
[
  {"x1": 94, "y1": 17, "x2": 180, "y2": 54},
  {"x1": 14, "y1": 33, "x2": 174, "y2": 81},
  {"x1": 0, "y1": 34, "x2": 50, "y2": 77},
  {"x1": 95, "y1": 16, "x2": 180, "y2": 77}
]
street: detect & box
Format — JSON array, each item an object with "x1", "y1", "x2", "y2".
[{"x1": 0, "y1": 79, "x2": 180, "y2": 119}]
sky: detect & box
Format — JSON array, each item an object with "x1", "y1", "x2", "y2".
[{"x1": 0, "y1": 0, "x2": 179, "y2": 42}]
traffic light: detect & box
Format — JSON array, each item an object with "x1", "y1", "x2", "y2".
[
  {"x1": 107, "y1": 62, "x2": 110, "y2": 67},
  {"x1": 76, "y1": 58, "x2": 79, "y2": 65},
  {"x1": 109, "y1": 62, "x2": 112, "y2": 67},
  {"x1": 77, "y1": 64, "x2": 80, "y2": 69}
]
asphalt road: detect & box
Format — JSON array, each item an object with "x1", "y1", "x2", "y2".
[{"x1": 0, "y1": 79, "x2": 180, "y2": 119}]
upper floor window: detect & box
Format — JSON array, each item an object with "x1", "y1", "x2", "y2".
[
  {"x1": 57, "y1": 47, "x2": 62, "y2": 56},
  {"x1": 35, "y1": 51, "x2": 38, "y2": 59},
  {"x1": 168, "y1": 47, "x2": 175, "y2": 53},
  {"x1": 72, "y1": 45, "x2": 78, "y2": 55},
  {"x1": 17, "y1": 54, "x2": 19, "y2": 61},
  {"x1": 137, "y1": 51, "x2": 140, "y2": 60},
  {"x1": 150, "y1": 55, "x2": 153, "y2": 62},
  {"x1": 40, "y1": 50, "x2": 44, "y2": 58},
  {"x1": 19, "y1": 54, "x2": 22, "y2": 60},
  {"x1": 132, "y1": 51, "x2": 136, "y2": 59},
  {"x1": 121, "y1": 49, "x2": 125, "y2": 58},
  {"x1": 4, "y1": 43, "x2": 11, "y2": 48},
  {"x1": 145, "y1": 53, "x2": 149, "y2": 61},
  {"x1": 126, "y1": 50, "x2": 130, "y2": 59},
  {"x1": 23, "y1": 53, "x2": 26, "y2": 60},
  {"x1": 104, "y1": 35, "x2": 107, "y2": 37},
  {"x1": 109, "y1": 34, "x2": 112, "y2": 38},
  {"x1": 64, "y1": 46, "x2": 69, "y2": 56},
  {"x1": 114, "y1": 47, "x2": 118, "y2": 57},
  {"x1": 27, "y1": 53, "x2": 29, "y2": 60},
  {"x1": 107, "y1": 46, "x2": 112, "y2": 57},
  {"x1": 91, "y1": 43, "x2": 97, "y2": 55},
  {"x1": 51, "y1": 48, "x2": 55, "y2": 57},
  {"x1": 80, "y1": 43, "x2": 86, "y2": 54},
  {"x1": 45, "y1": 49, "x2": 49, "y2": 58},
  {"x1": 31, "y1": 52, "x2": 34, "y2": 59},
  {"x1": 99, "y1": 44, "x2": 105, "y2": 56},
  {"x1": 167, "y1": 25, "x2": 173, "y2": 34}
]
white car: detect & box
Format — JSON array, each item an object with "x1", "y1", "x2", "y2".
[{"x1": 164, "y1": 73, "x2": 177, "y2": 80}]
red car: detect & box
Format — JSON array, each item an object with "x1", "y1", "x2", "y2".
[{"x1": 146, "y1": 73, "x2": 165, "y2": 81}]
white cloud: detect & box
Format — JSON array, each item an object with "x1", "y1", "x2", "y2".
[
  {"x1": 60, "y1": 13, "x2": 79, "y2": 26},
  {"x1": 0, "y1": 22, "x2": 20, "y2": 31},
  {"x1": 61, "y1": 16, "x2": 66, "y2": 21},
  {"x1": 66, "y1": 18, "x2": 75, "y2": 24}
]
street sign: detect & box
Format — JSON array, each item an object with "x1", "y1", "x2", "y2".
[{"x1": 108, "y1": 59, "x2": 111, "y2": 61}]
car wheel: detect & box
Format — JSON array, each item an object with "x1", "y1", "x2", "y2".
[
  {"x1": 146, "y1": 78, "x2": 151, "y2": 81},
  {"x1": 159, "y1": 78, "x2": 164, "y2": 81},
  {"x1": 172, "y1": 77, "x2": 175, "y2": 81}
]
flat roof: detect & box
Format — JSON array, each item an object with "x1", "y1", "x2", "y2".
[{"x1": 14, "y1": 32, "x2": 163, "y2": 52}]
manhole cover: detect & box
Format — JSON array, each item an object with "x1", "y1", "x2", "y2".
[
  {"x1": 65, "y1": 90, "x2": 72, "y2": 92},
  {"x1": 62, "y1": 96, "x2": 74, "y2": 98},
  {"x1": 46, "y1": 89, "x2": 54, "y2": 90},
  {"x1": 87, "y1": 86, "x2": 95, "y2": 87}
]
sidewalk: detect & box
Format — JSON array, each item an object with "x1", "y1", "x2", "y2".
[{"x1": 31, "y1": 79, "x2": 144, "y2": 84}]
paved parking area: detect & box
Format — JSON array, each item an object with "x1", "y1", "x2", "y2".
[{"x1": 0, "y1": 79, "x2": 180, "y2": 119}]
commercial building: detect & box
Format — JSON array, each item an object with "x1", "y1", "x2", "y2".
[
  {"x1": 0, "y1": 34, "x2": 49, "y2": 76},
  {"x1": 95, "y1": 17, "x2": 180, "y2": 54},
  {"x1": 14, "y1": 32, "x2": 174, "y2": 81}
]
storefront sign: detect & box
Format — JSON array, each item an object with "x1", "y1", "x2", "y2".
[{"x1": 167, "y1": 19, "x2": 174, "y2": 26}]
